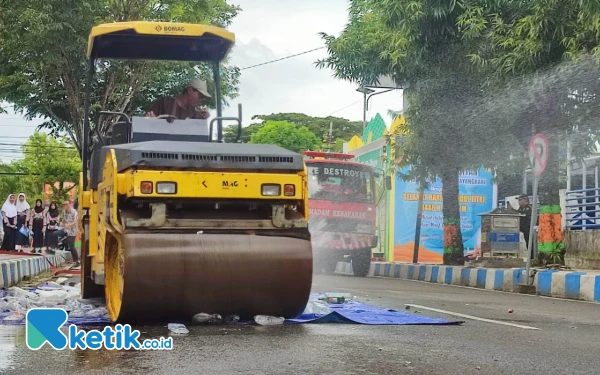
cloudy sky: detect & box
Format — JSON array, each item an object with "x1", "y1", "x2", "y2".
[{"x1": 0, "y1": 0, "x2": 403, "y2": 162}]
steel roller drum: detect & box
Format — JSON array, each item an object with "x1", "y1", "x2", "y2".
[{"x1": 112, "y1": 232, "x2": 313, "y2": 322}]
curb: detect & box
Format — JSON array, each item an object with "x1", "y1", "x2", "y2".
[
  {"x1": 366, "y1": 262, "x2": 600, "y2": 304},
  {"x1": 0, "y1": 252, "x2": 72, "y2": 289}
]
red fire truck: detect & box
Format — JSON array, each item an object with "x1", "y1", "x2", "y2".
[{"x1": 303, "y1": 151, "x2": 378, "y2": 277}]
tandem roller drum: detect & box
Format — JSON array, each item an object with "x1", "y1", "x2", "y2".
[{"x1": 104, "y1": 232, "x2": 313, "y2": 323}]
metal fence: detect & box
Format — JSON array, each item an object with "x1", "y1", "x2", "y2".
[{"x1": 565, "y1": 187, "x2": 600, "y2": 230}]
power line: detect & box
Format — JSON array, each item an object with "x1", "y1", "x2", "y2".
[
  {"x1": 0, "y1": 172, "x2": 41, "y2": 176},
  {"x1": 2, "y1": 142, "x2": 70, "y2": 152},
  {"x1": 0, "y1": 151, "x2": 76, "y2": 156},
  {"x1": 0, "y1": 124, "x2": 40, "y2": 127},
  {"x1": 326, "y1": 100, "x2": 363, "y2": 116},
  {"x1": 0, "y1": 149, "x2": 77, "y2": 155},
  {"x1": 0, "y1": 116, "x2": 41, "y2": 120},
  {"x1": 239, "y1": 47, "x2": 325, "y2": 70},
  {"x1": 0, "y1": 143, "x2": 75, "y2": 149}
]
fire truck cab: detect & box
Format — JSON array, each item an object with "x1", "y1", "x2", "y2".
[{"x1": 303, "y1": 151, "x2": 378, "y2": 277}]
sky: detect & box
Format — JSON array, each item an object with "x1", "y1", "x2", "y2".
[{"x1": 0, "y1": 0, "x2": 404, "y2": 163}]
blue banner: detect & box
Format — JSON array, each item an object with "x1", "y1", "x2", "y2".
[{"x1": 393, "y1": 166, "x2": 494, "y2": 263}]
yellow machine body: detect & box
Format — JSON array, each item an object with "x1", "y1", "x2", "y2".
[{"x1": 77, "y1": 21, "x2": 313, "y2": 323}]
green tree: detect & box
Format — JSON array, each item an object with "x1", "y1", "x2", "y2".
[
  {"x1": 224, "y1": 122, "x2": 263, "y2": 143},
  {"x1": 0, "y1": 0, "x2": 241, "y2": 153},
  {"x1": 459, "y1": 1, "x2": 600, "y2": 258},
  {"x1": 0, "y1": 133, "x2": 80, "y2": 202},
  {"x1": 316, "y1": 0, "x2": 518, "y2": 265},
  {"x1": 0, "y1": 163, "x2": 27, "y2": 202},
  {"x1": 249, "y1": 121, "x2": 321, "y2": 154},
  {"x1": 224, "y1": 113, "x2": 363, "y2": 152}
]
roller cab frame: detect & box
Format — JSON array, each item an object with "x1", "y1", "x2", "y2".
[{"x1": 78, "y1": 22, "x2": 312, "y2": 322}]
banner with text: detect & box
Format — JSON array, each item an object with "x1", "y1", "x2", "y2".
[{"x1": 393, "y1": 166, "x2": 494, "y2": 263}]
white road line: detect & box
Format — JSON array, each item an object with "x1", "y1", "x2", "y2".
[{"x1": 405, "y1": 304, "x2": 541, "y2": 331}]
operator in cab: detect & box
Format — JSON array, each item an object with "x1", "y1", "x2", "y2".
[{"x1": 145, "y1": 78, "x2": 211, "y2": 120}]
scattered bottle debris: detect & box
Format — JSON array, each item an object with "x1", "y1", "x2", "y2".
[
  {"x1": 303, "y1": 300, "x2": 331, "y2": 315},
  {"x1": 2, "y1": 312, "x2": 24, "y2": 323},
  {"x1": 0, "y1": 283, "x2": 110, "y2": 325},
  {"x1": 85, "y1": 307, "x2": 109, "y2": 318},
  {"x1": 319, "y1": 295, "x2": 348, "y2": 304},
  {"x1": 325, "y1": 293, "x2": 353, "y2": 299},
  {"x1": 168, "y1": 323, "x2": 189, "y2": 334},
  {"x1": 191, "y1": 313, "x2": 223, "y2": 325},
  {"x1": 224, "y1": 315, "x2": 240, "y2": 324},
  {"x1": 37, "y1": 281, "x2": 63, "y2": 291},
  {"x1": 254, "y1": 315, "x2": 284, "y2": 326}
]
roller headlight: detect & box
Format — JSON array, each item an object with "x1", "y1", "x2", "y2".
[
  {"x1": 156, "y1": 182, "x2": 177, "y2": 194},
  {"x1": 261, "y1": 184, "x2": 281, "y2": 196}
]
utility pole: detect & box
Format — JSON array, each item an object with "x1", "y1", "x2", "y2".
[
  {"x1": 356, "y1": 85, "x2": 375, "y2": 131},
  {"x1": 363, "y1": 88, "x2": 367, "y2": 131},
  {"x1": 328, "y1": 122, "x2": 333, "y2": 152},
  {"x1": 324, "y1": 121, "x2": 334, "y2": 152}
]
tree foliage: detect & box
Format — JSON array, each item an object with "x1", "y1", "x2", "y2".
[
  {"x1": 0, "y1": 163, "x2": 24, "y2": 202},
  {"x1": 0, "y1": 0, "x2": 241, "y2": 153},
  {"x1": 318, "y1": 0, "x2": 600, "y2": 264},
  {"x1": 249, "y1": 121, "x2": 321, "y2": 154},
  {"x1": 458, "y1": 1, "x2": 600, "y2": 206},
  {"x1": 317, "y1": 0, "x2": 520, "y2": 264},
  {"x1": 224, "y1": 113, "x2": 363, "y2": 152},
  {"x1": 0, "y1": 133, "x2": 81, "y2": 202}
]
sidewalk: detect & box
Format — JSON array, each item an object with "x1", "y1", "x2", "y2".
[
  {"x1": 0, "y1": 251, "x2": 72, "y2": 288},
  {"x1": 335, "y1": 261, "x2": 600, "y2": 303}
]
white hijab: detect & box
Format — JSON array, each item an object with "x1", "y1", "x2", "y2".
[
  {"x1": 16, "y1": 193, "x2": 30, "y2": 213},
  {"x1": 1, "y1": 194, "x2": 17, "y2": 218}
]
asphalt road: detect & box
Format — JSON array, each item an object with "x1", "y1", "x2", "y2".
[{"x1": 1, "y1": 274, "x2": 599, "y2": 375}]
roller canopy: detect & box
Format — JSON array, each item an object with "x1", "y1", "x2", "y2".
[{"x1": 87, "y1": 21, "x2": 235, "y2": 61}]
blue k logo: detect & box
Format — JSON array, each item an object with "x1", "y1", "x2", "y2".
[{"x1": 26, "y1": 308, "x2": 69, "y2": 350}]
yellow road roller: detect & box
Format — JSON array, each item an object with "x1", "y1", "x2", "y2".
[{"x1": 77, "y1": 21, "x2": 312, "y2": 323}]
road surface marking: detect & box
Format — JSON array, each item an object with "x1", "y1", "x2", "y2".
[{"x1": 405, "y1": 304, "x2": 541, "y2": 330}]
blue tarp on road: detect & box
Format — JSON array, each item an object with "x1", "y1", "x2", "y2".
[{"x1": 286, "y1": 294, "x2": 462, "y2": 325}]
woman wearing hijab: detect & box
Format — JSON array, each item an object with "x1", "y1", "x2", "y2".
[
  {"x1": 30, "y1": 199, "x2": 46, "y2": 253},
  {"x1": 45, "y1": 201, "x2": 60, "y2": 251},
  {"x1": 1, "y1": 194, "x2": 18, "y2": 251},
  {"x1": 15, "y1": 193, "x2": 30, "y2": 251}
]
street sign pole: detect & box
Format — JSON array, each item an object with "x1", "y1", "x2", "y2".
[
  {"x1": 523, "y1": 133, "x2": 549, "y2": 288},
  {"x1": 525, "y1": 176, "x2": 539, "y2": 285}
]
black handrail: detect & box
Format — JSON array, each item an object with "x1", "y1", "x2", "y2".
[
  {"x1": 95, "y1": 111, "x2": 132, "y2": 146},
  {"x1": 98, "y1": 111, "x2": 131, "y2": 123},
  {"x1": 209, "y1": 103, "x2": 243, "y2": 142}
]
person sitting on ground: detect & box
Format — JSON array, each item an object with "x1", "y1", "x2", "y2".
[
  {"x1": 53, "y1": 200, "x2": 79, "y2": 267},
  {"x1": 145, "y1": 78, "x2": 211, "y2": 120}
]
